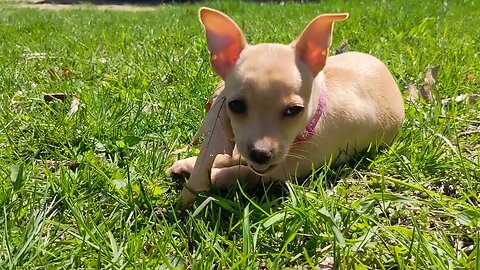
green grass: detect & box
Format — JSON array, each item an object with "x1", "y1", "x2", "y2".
[{"x1": 0, "y1": 0, "x2": 479, "y2": 269}]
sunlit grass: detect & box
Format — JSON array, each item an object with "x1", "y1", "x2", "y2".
[{"x1": 0, "y1": 0, "x2": 479, "y2": 268}]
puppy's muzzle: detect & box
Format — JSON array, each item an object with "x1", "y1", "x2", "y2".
[{"x1": 249, "y1": 147, "x2": 272, "y2": 164}]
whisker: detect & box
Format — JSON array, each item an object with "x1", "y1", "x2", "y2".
[
  {"x1": 286, "y1": 153, "x2": 309, "y2": 160},
  {"x1": 289, "y1": 148, "x2": 311, "y2": 154},
  {"x1": 292, "y1": 140, "x2": 320, "y2": 148}
]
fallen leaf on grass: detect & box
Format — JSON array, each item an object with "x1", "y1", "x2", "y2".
[
  {"x1": 441, "y1": 94, "x2": 480, "y2": 107},
  {"x1": 407, "y1": 65, "x2": 440, "y2": 104},
  {"x1": 458, "y1": 129, "x2": 480, "y2": 137},
  {"x1": 43, "y1": 92, "x2": 67, "y2": 103},
  {"x1": 419, "y1": 65, "x2": 439, "y2": 103},
  {"x1": 465, "y1": 73, "x2": 476, "y2": 82},
  {"x1": 142, "y1": 103, "x2": 161, "y2": 113},
  {"x1": 407, "y1": 83, "x2": 419, "y2": 102},
  {"x1": 334, "y1": 39, "x2": 348, "y2": 55},
  {"x1": 318, "y1": 256, "x2": 334, "y2": 270},
  {"x1": 62, "y1": 67, "x2": 73, "y2": 77},
  {"x1": 68, "y1": 97, "x2": 80, "y2": 116},
  {"x1": 258, "y1": 262, "x2": 268, "y2": 270},
  {"x1": 40, "y1": 160, "x2": 79, "y2": 171},
  {"x1": 178, "y1": 90, "x2": 235, "y2": 208},
  {"x1": 205, "y1": 81, "x2": 225, "y2": 113},
  {"x1": 48, "y1": 68, "x2": 61, "y2": 80},
  {"x1": 48, "y1": 66, "x2": 74, "y2": 80}
]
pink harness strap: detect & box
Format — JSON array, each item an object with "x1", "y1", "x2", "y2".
[{"x1": 294, "y1": 82, "x2": 327, "y2": 142}]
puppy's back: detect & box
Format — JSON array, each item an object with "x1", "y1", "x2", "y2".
[{"x1": 323, "y1": 52, "x2": 404, "y2": 145}]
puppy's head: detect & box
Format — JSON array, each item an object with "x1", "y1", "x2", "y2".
[{"x1": 199, "y1": 8, "x2": 347, "y2": 175}]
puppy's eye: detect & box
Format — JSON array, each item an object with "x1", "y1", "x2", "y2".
[
  {"x1": 283, "y1": 105, "x2": 304, "y2": 117},
  {"x1": 228, "y1": 100, "x2": 247, "y2": 114}
]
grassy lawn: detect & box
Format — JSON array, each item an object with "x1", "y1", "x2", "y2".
[{"x1": 0, "y1": 0, "x2": 479, "y2": 268}]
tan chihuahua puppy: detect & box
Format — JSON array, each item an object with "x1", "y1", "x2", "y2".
[{"x1": 167, "y1": 8, "x2": 404, "y2": 208}]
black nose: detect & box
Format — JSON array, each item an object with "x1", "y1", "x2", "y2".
[{"x1": 249, "y1": 147, "x2": 272, "y2": 164}]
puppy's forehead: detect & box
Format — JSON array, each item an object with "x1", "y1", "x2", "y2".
[{"x1": 234, "y1": 43, "x2": 302, "y2": 92}]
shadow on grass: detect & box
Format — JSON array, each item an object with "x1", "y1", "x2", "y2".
[{"x1": 168, "y1": 149, "x2": 378, "y2": 216}]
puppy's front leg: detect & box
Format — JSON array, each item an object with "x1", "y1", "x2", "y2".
[
  {"x1": 167, "y1": 157, "x2": 197, "y2": 180},
  {"x1": 167, "y1": 148, "x2": 243, "y2": 180},
  {"x1": 169, "y1": 159, "x2": 255, "y2": 190},
  {"x1": 211, "y1": 165, "x2": 257, "y2": 189},
  {"x1": 212, "y1": 146, "x2": 244, "y2": 168}
]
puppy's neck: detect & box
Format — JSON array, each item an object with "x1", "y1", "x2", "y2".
[
  {"x1": 295, "y1": 72, "x2": 327, "y2": 142},
  {"x1": 311, "y1": 71, "x2": 326, "y2": 106}
]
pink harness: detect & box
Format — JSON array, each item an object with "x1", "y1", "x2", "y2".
[{"x1": 294, "y1": 82, "x2": 327, "y2": 142}]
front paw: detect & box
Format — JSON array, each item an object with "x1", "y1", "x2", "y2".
[{"x1": 166, "y1": 157, "x2": 197, "y2": 181}]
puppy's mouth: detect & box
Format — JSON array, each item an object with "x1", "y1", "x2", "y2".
[{"x1": 249, "y1": 163, "x2": 277, "y2": 176}]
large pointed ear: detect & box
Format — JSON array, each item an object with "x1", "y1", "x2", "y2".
[
  {"x1": 199, "y1": 7, "x2": 247, "y2": 79},
  {"x1": 295, "y1": 13, "x2": 348, "y2": 77}
]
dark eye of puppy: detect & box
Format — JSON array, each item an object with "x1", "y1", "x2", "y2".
[
  {"x1": 228, "y1": 99, "x2": 247, "y2": 114},
  {"x1": 283, "y1": 105, "x2": 304, "y2": 117}
]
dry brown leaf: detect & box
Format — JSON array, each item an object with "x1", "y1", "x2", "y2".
[
  {"x1": 142, "y1": 103, "x2": 162, "y2": 114},
  {"x1": 465, "y1": 73, "x2": 476, "y2": 82},
  {"x1": 464, "y1": 245, "x2": 475, "y2": 253},
  {"x1": 41, "y1": 160, "x2": 79, "y2": 171},
  {"x1": 468, "y1": 94, "x2": 480, "y2": 104},
  {"x1": 458, "y1": 129, "x2": 480, "y2": 137},
  {"x1": 48, "y1": 66, "x2": 73, "y2": 80},
  {"x1": 179, "y1": 90, "x2": 235, "y2": 208},
  {"x1": 43, "y1": 93, "x2": 67, "y2": 103},
  {"x1": 258, "y1": 262, "x2": 268, "y2": 270},
  {"x1": 441, "y1": 94, "x2": 480, "y2": 106},
  {"x1": 429, "y1": 65, "x2": 440, "y2": 80},
  {"x1": 48, "y1": 68, "x2": 61, "y2": 80},
  {"x1": 407, "y1": 83, "x2": 419, "y2": 102},
  {"x1": 334, "y1": 39, "x2": 348, "y2": 55},
  {"x1": 205, "y1": 81, "x2": 225, "y2": 113},
  {"x1": 68, "y1": 97, "x2": 80, "y2": 116},
  {"x1": 420, "y1": 65, "x2": 439, "y2": 103},
  {"x1": 318, "y1": 256, "x2": 334, "y2": 270},
  {"x1": 62, "y1": 66, "x2": 73, "y2": 77}
]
